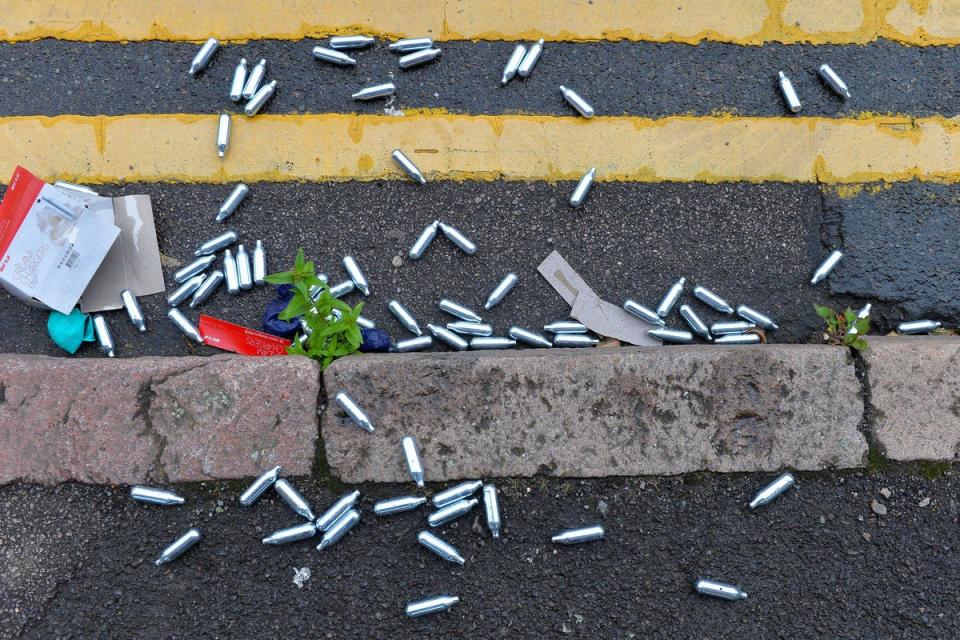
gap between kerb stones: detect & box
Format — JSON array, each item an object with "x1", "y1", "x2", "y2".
[{"x1": 851, "y1": 346, "x2": 887, "y2": 472}]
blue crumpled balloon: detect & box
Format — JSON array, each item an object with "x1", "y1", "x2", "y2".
[
  {"x1": 360, "y1": 327, "x2": 391, "y2": 352},
  {"x1": 262, "y1": 284, "x2": 302, "y2": 338}
]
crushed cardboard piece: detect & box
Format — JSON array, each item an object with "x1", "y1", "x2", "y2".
[
  {"x1": 538, "y1": 250, "x2": 659, "y2": 347},
  {"x1": 81, "y1": 194, "x2": 164, "y2": 312}
]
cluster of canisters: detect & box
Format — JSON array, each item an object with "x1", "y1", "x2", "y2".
[
  {"x1": 129, "y1": 434, "x2": 615, "y2": 619},
  {"x1": 133, "y1": 396, "x2": 804, "y2": 614}
]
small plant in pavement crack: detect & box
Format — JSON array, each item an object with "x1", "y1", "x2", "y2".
[
  {"x1": 814, "y1": 304, "x2": 869, "y2": 351},
  {"x1": 265, "y1": 248, "x2": 364, "y2": 368}
]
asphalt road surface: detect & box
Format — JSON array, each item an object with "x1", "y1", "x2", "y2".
[
  {"x1": 0, "y1": 40, "x2": 958, "y2": 117},
  {"x1": 1, "y1": 467, "x2": 957, "y2": 639},
  {"x1": 2, "y1": 179, "x2": 945, "y2": 357}
]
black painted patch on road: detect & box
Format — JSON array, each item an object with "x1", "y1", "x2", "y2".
[
  {"x1": 5, "y1": 469, "x2": 959, "y2": 639},
  {"x1": 822, "y1": 182, "x2": 960, "y2": 325},
  {"x1": 0, "y1": 39, "x2": 957, "y2": 117},
  {"x1": 0, "y1": 180, "x2": 869, "y2": 357}
]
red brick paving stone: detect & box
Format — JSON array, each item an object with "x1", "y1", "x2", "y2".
[
  {"x1": 863, "y1": 336, "x2": 960, "y2": 462},
  {"x1": 0, "y1": 354, "x2": 320, "y2": 485},
  {"x1": 321, "y1": 346, "x2": 867, "y2": 483}
]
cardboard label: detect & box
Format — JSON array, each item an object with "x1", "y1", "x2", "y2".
[
  {"x1": 199, "y1": 315, "x2": 292, "y2": 356},
  {"x1": 0, "y1": 167, "x2": 119, "y2": 314},
  {"x1": 537, "y1": 250, "x2": 659, "y2": 347}
]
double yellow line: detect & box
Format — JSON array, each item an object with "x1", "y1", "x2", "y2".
[
  {"x1": 3, "y1": 113, "x2": 959, "y2": 185},
  {"x1": 2, "y1": 0, "x2": 960, "y2": 45}
]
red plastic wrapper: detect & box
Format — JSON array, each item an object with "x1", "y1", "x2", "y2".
[{"x1": 199, "y1": 314, "x2": 291, "y2": 356}]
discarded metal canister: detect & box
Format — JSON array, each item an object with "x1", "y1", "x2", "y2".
[
  {"x1": 711, "y1": 320, "x2": 755, "y2": 335},
  {"x1": 253, "y1": 240, "x2": 267, "y2": 285},
  {"x1": 356, "y1": 315, "x2": 376, "y2": 329},
  {"x1": 846, "y1": 303, "x2": 872, "y2": 337},
  {"x1": 778, "y1": 71, "x2": 801, "y2": 113},
  {"x1": 388, "y1": 300, "x2": 422, "y2": 336},
  {"x1": 217, "y1": 113, "x2": 230, "y2": 158},
  {"x1": 624, "y1": 300, "x2": 665, "y2": 326},
  {"x1": 552, "y1": 524, "x2": 604, "y2": 545},
  {"x1": 569, "y1": 167, "x2": 596, "y2": 208},
  {"x1": 312, "y1": 46, "x2": 357, "y2": 66},
  {"x1": 329, "y1": 280, "x2": 355, "y2": 298},
  {"x1": 501, "y1": 44, "x2": 527, "y2": 86},
  {"x1": 508, "y1": 325, "x2": 553, "y2": 348},
  {"x1": 315, "y1": 490, "x2": 361, "y2": 531},
  {"x1": 418, "y1": 531, "x2": 465, "y2": 565},
  {"x1": 428, "y1": 498, "x2": 479, "y2": 527},
  {"x1": 409, "y1": 220, "x2": 439, "y2": 259},
  {"x1": 559, "y1": 85, "x2": 594, "y2": 118},
  {"x1": 54, "y1": 181, "x2": 98, "y2": 196},
  {"x1": 262, "y1": 521, "x2": 317, "y2": 545},
  {"x1": 121, "y1": 289, "x2": 147, "y2": 332},
  {"x1": 648, "y1": 328, "x2": 694, "y2": 344},
  {"x1": 342, "y1": 256, "x2": 370, "y2": 295},
  {"x1": 175, "y1": 255, "x2": 216, "y2": 283},
  {"x1": 190, "y1": 270, "x2": 224, "y2": 308},
  {"x1": 189, "y1": 38, "x2": 218, "y2": 75},
  {"x1": 749, "y1": 472, "x2": 795, "y2": 509},
  {"x1": 398, "y1": 47, "x2": 441, "y2": 70},
  {"x1": 447, "y1": 321, "x2": 493, "y2": 337},
  {"x1": 483, "y1": 485, "x2": 501, "y2": 539},
  {"x1": 223, "y1": 249, "x2": 240, "y2": 295},
  {"x1": 168, "y1": 274, "x2": 206, "y2": 307},
  {"x1": 737, "y1": 305, "x2": 778, "y2": 330},
  {"x1": 693, "y1": 285, "x2": 734, "y2": 314},
  {"x1": 714, "y1": 333, "x2": 761, "y2": 345},
  {"x1": 402, "y1": 435, "x2": 425, "y2": 487},
  {"x1": 130, "y1": 486, "x2": 185, "y2": 506},
  {"x1": 695, "y1": 578, "x2": 748, "y2": 601},
  {"x1": 810, "y1": 249, "x2": 843, "y2": 284},
  {"x1": 394, "y1": 335, "x2": 433, "y2": 352},
  {"x1": 544, "y1": 320, "x2": 587, "y2": 334},
  {"x1": 236, "y1": 244, "x2": 254, "y2": 290},
  {"x1": 656, "y1": 277, "x2": 686, "y2": 317},
  {"x1": 335, "y1": 392, "x2": 374, "y2": 432},
  {"x1": 433, "y1": 480, "x2": 483, "y2": 508},
  {"x1": 554, "y1": 334, "x2": 599, "y2": 347},
  {"x1": 374, "y1": 495, "x2": 427, "y2": 516},
  {"x1": 316, "y1": 508, "x2": 360, "y2": 550},
  {"x1": 239, "y1": 465, "x2": 281, "y2": 506},
  {"x1": 389, "y1": 37, "x2": 433, "y2": 53},
  {"x1": 406, "y1": 595, "x2": 459, "y2": 618},
  {"x1": 155, "y1": 528, "x2": 201, "y2": 565},
  {"x1": 352, "y1": 82, "x2": 396, "y2": 101},
  {"x1": 439, "y1": 223, "x2": 477, "y2": 255},
  {"x1": 330, "y1": 35, "x2": 375, "y2": 50},
  {"x1": 217, "y1": 182, "x2": 250, "y2": 222},
  {"x1": 679, "y1": 304, "x2": 711, "y2": 340},
  {"x1": 429, "y1": 324, "x2": 469, "y2": 350},
  {"x1": 244, "y1": 80, "x2": 277, "y2": 116},
  {"x1": 484, "y1": 273, "x2": 518, "y2": 309},
  {"x1": 392, "y1": 149, "x2": 426, "y2": 184},
  {"x1": 898, "y1": 319, "x2": 941, "y2": 334},
  {"x1": 167, "y1": 308, "x2": 203, "y2": 343},
  {"x1": 229, "y1": 57, "x2": 248, "y2": 101},
  {"x1": 274, "y1": 478, "x2": 316, "y2": 521},
  {"x1": 518, "y1": 39, "x2": 544, "y2": 78},
  {"x1": 818, "y1": 64, "x2": 851, "y2": 99},
  {"x1": 471, "y1": 336, "x2": 516, "y2": 350},
  {"x1": 195, "y1": 230, "x2": 238, "y2": 256},
  {"x1": 439, "y1": 299, "x2": 482, "y2": 322},
  {"x1": 242, "y1": 58, "x2": 266, "y2": 99}
]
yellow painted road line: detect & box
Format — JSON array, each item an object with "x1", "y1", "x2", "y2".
[
  {"x1": 3, "y1": 0, "x2": 960, "y2": 45},
  {"x1": 1, "y1": 113, "x2": 959, "y2": 185}
]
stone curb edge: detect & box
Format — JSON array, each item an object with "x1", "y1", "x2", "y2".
[{"x1": 0, "y1": 337, "x2": 956, "y2": 485}]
